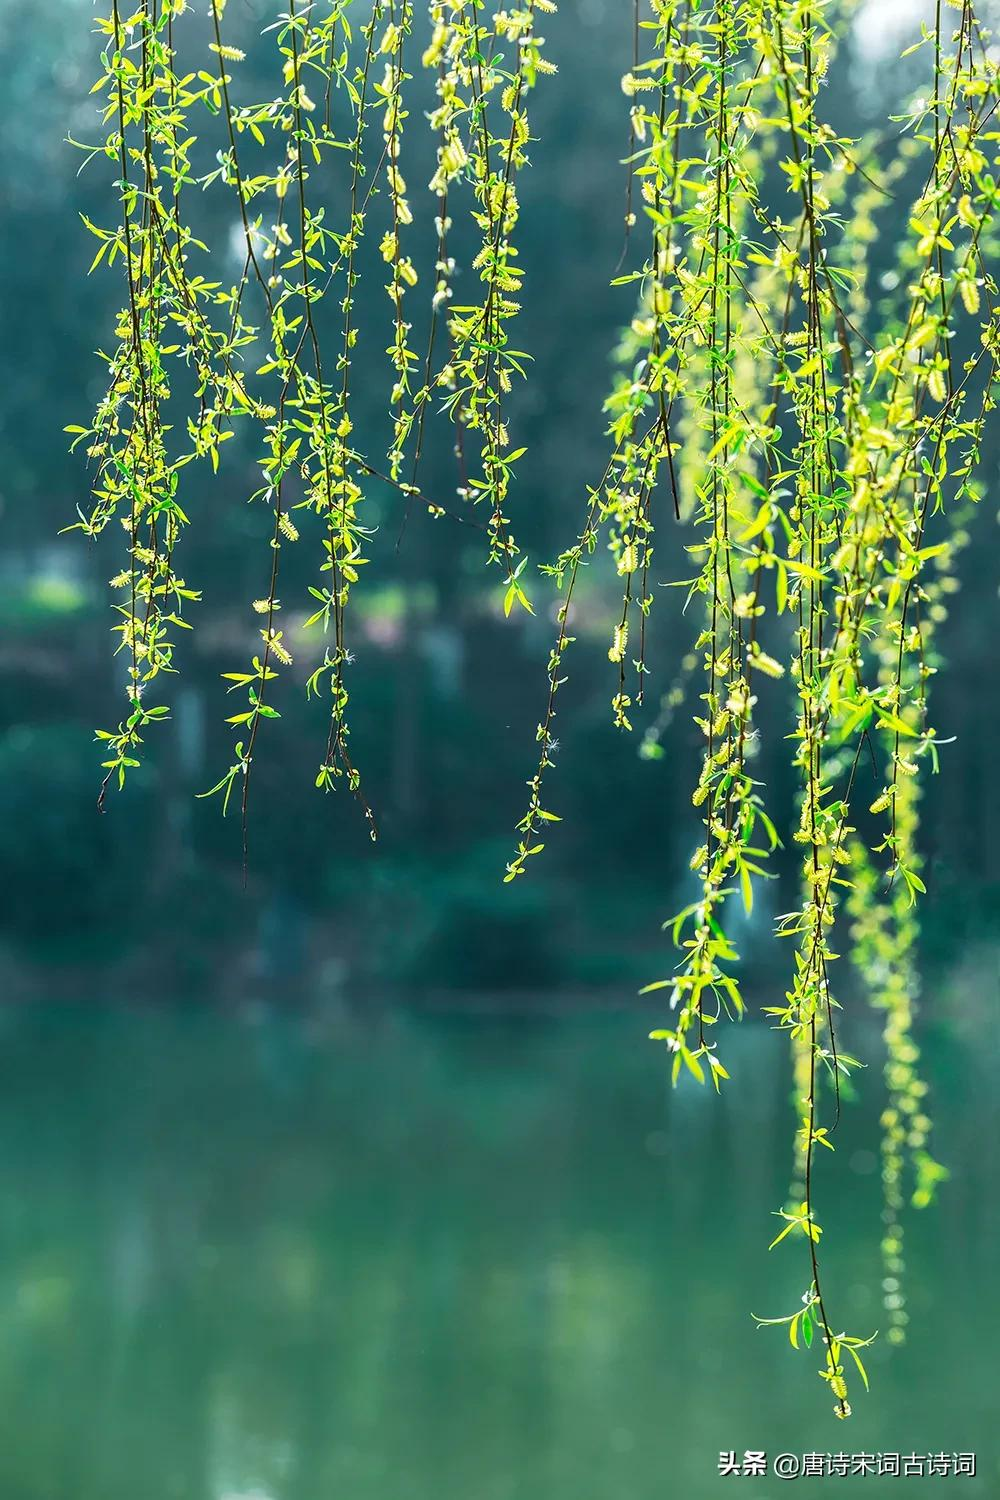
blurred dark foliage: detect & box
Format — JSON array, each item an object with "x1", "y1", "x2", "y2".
[{"x1": 0, "y1": 0, "x2": 997, "y2": 1001}]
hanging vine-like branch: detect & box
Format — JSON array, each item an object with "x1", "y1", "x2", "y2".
[{"x1": 67, "y1": 0, "x2": 998, "y2": 1416}]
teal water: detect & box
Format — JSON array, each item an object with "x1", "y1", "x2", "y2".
[{"x1": 0, "y1": 1001, "x2": 994, "y2": 1499}]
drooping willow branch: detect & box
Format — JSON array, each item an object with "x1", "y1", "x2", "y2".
[
  {"x1": 73, "y1": 0, "x2": 557, "y2": 856},
  {"x1": 67, "y1": 0, "x2": 999, "y2": 1418},
  {"x1": 504, "y1": 0, "x2": 1000, "y2": 1415}
]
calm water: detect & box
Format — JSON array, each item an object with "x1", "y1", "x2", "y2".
[{"x1": 0, "y1": 1000, "x2": 995, "y2": 1499}]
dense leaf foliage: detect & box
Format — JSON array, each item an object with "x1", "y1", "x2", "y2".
[{"x1": 68, "y1": 0, "x2": 998, "y2": 1416}]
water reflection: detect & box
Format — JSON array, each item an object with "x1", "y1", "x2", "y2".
[{"x1": 0, "y1": 1002, "x2": 995, "y2": 1498}]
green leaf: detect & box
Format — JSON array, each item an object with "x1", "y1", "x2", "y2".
[
  {"x1": 768, "y1": 1219, "x2": 798, "y2": 1250},
  {"x1": 681, "y1": 1046, "x2": 705, "y2": 1083},
  {"x1": 739, "y1": 861, "x2": 753, "y2": 915},
  {"x1": 846, "y1": 1343, "x2": 869, "y2": 1391}
]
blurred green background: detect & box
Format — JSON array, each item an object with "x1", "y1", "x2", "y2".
[{"x1": 0, "y1": 0, "x2": 997, "y2": 1494}]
